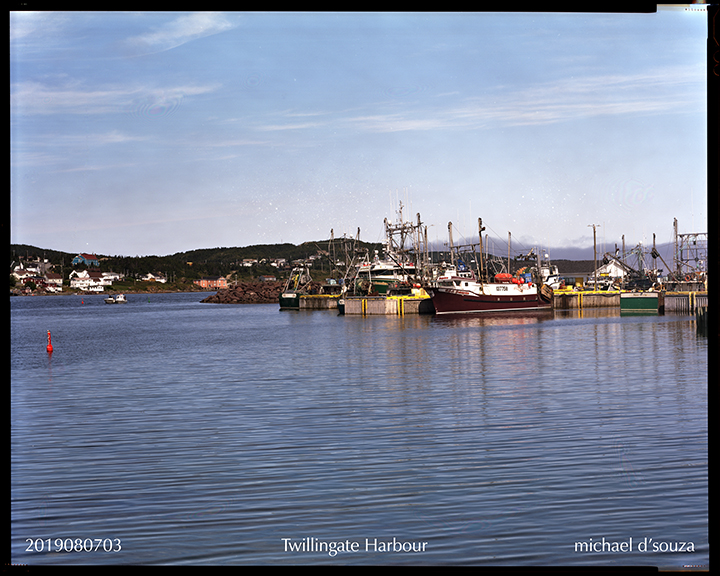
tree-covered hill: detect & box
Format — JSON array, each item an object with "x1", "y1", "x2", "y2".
[{"x1": 10, "y1": 238, "x2": 383, "y2": 281}]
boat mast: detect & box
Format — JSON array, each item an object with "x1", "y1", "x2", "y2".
[
  {"x1": 448, "y1": 222, "x2": 455, "y2": 266},
  {"x1": 477, "y1": 218, "x2": 486, "y2": 286},
  {"x1": 508, "y1": 232, "x2": 511, "y2": 273}
]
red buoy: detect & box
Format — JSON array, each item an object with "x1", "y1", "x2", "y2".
[{"x1": 46, "y1": 331, "x2": 53, "y2": 354}]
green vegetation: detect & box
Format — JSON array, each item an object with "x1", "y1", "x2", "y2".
[{"x1": 10, "y1": 239, "x2": 383, "y2": 286}]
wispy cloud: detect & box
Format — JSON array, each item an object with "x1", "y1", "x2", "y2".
[
  {"x1": 59, "y1": 130, "x2": 149, "y2": 145},
  {"x1": 10, "y1": 80, "x2": 220, "y2": 116},
  {"x1": 246, "y1": 64, "x2": 703, "y2": 139},
  {"x1": 257, "y1": 122, "x2": 327, "y2": 132},
  {"x1": 342, "y1": 65, "x2": 705, "y2": 133},
  {"x1": 9, "y1": 11, "x2": 71, "y2": 44},
  {"x1": 123, "y1": 12, "x2": 236, "y2": 56},
  {"x1": 55, "y1": 162, "x2": 139, "y2": 174}
]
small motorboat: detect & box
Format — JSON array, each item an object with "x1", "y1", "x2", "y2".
[{"x1": 104, "y1": 294, "x2": 127, "y2": 304}]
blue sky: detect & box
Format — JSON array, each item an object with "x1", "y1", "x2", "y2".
[{"x1": 10, "y1": 10, "x2": 707, "y2": 259}]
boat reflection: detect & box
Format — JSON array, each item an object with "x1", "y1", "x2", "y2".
[{"x1": 431, "y1": 309, "x2": 554, "y2": 328}]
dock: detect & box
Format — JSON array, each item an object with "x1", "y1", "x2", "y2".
[
  {"x1": 552, "y1": 290, "x2": 623, "y2": 309},
  {"x1": 696, "y1": 304, "x2": 708, "y2": 336},
  {"x1": 663, "y1": 291, "x2": 708, "y2": 313},
  {"x1": 339, "y1": 289, "x2": 708, "y2": 316},
  {"x1": 341, "y1": 295, "x2": 434, "y2": 315},
  {"x1": 553, "y1": 290, "x2": 708, "y2": 314},
  {"x1": 297, "y1": 294, "x2": 341, "y2": 310}
]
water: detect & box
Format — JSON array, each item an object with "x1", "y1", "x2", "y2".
[{"x1": 11, "y1": 293, "x2": 708, "y2": 567}]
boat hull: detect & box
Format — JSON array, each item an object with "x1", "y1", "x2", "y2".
[
  {"x1": 279, "y1": 291, "x2": 301, "y2": 310},
  {"x1": 429, "y1": 283, "x2": 552, "y2": 315},
  {"x1": 620, "y1": 292, "x2": 659, "y2": 313}
]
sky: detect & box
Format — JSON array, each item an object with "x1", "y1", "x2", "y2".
[{"x1": 10, "y1": 9, "x2": 708, "y2": 260}]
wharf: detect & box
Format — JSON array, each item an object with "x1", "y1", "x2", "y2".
[
  {"x1": 339, "y1": 289, "x2": 708, "y2": 316},
  {"x1": 553, "y1": 289, "x2": 708, "y2": 314},
  {"x1": 663, "y1": 291, "x2": 708, "y2": 313},
  {"x1": 342, "y1": 294, "x2": 434, "y2": 315},
  {"x1": 552, "y1": 290, "x2": 623, "y2": 309},
  {"x1": 297, "y1": 294, "x2": 340, "y2": 310}
]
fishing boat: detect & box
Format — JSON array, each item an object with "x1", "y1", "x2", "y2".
[
  {"x1": 354, "y1": 251, "x2": 418, "y2": 295},
  {"x1": 351, "y1": 204, "x2": 426, "y2": 296},
  {"x1": 279, "y1": 265, "x2": 313, "y2": 310},
  {"x1": 426, "y1": 218, "x2": 553, "y2": 315},
  {"x1": 429, "y1": 270, "x2": 552, "y2": 314}
]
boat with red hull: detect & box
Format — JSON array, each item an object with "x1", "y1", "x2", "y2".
[
  {"x1": 429, "y1": 273, "x2": 552, "y2": 314},
  {"x1": 427, "y1": 218, "x2": 553, "y2": 315}
]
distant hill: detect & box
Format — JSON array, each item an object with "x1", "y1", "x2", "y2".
[
  {"x1": 7, "y1": 242, "x2": 603, "y2": 280},
  {"x1": 9, "y1": 240, "x2": 383, "y2": 281}
]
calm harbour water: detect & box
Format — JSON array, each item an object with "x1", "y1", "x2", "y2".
[{"x1": 11, "y1": 293, "x2": 708, "y2": 567}]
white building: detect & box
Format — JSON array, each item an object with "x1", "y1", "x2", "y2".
[
  {"x1": 141, "y1": 272, "x2": 167, "y2": 283},
  {"x1": 45, "y1": 272, "x2": 64, "y2": 293},
  {"x1": 69, "y1": 270, "x2": 110, "y2": 292}
]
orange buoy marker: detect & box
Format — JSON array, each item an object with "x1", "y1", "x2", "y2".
[{"x1": 46, "y1": 331, "x2": 53, "y2": 354}]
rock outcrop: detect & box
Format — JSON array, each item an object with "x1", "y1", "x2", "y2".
[{"x1": 200, "y1": 281, "x2": 284, "y2": 304}]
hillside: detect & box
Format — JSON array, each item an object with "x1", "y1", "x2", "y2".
[
  {"x1": 11, "y1": 241, "x2": 600, "y2": 286},
  {"x1": 10, "y1": 239, "x2": 383, "y2": 282}
]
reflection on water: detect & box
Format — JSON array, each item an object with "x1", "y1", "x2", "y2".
[{"x1": 11, "y1": 295, "x2": 707, "y2": 567}]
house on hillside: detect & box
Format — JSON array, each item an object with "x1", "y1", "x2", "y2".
[
  {"x1": 17, "y1": 274, "x2": 46, "y2": 291},
  {"x1": 72, "y1": 253, "x2": 100, "y2": 267},
  {"x1": 69, "y1": 269, "x2": 109, "y2": 292},
  {"x1": 102, "y1": 271, "x2": 124, "y2": 283},
  {"x1": 194, "y1": 276, "x2": 228, "y2": 289},
  {"x1": 141, "y1": 272, "x2": 167, "y2": 283},
  {"x1": 11, "y1": 268, "x2": 35, "y2": 283},
  {"x1": 45, "y1": 272, "x2": 64, "y2": 292}
]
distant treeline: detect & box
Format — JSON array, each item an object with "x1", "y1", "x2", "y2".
[
  {"x1": 10, "y1": 242, "x2": 595, "y2": 281},
  {"x1": 10, "y1": 240, "x2": 382, "y2": 281}
]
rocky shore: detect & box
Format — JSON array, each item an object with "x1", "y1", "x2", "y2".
[{"x1": 200, "y1": 281, "x2": 284, "y2": 304}]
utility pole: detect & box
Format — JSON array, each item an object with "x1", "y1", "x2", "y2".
[{"x1": 589, "y1": 224, "x2": 599, "y2": 290}]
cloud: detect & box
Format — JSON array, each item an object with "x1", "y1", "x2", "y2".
[
  {"x1": 9, "y1": 11, "x2": 71, "y2": 44},
  {"x1": 123, "y1": 12, "x2": 236, "y2": 56},
  {"x1": 333, "y1": 64, "x2": 705, "y2": 134},
  {"x1": 10, "y1": 80, "x2": 220, "y2": 116},
  {"x1": 453, "y1": 65, "x2": 705, "y2": 127},
  {"x1": 246, "y1": 63, "x2": 704, "y2": 139}
]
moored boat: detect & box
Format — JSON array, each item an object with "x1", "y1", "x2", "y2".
[
  {"x1": 429, "y1": 270, "x2": 552, "y2": 314},
  {"x1": 279, "y1": 265, "x2": 313, "y2": 310},
  {"x1": 104, "y1": 293, "x2": 127, "y2": 304},
  {"x1": 620, "y1": 291, "x2": 660, "y2": 313},
  {"x1": 426, "y1": 218, "x2": 553, "y2": 315},
  {"x1": 354, "y1": 254, "x2": 418, "y2": 295}
]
